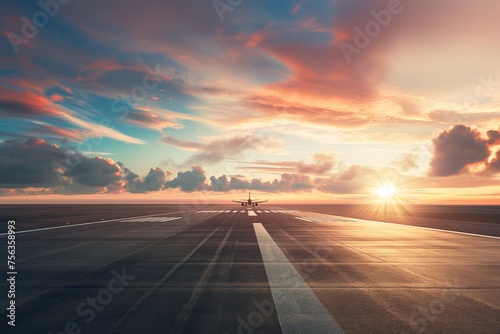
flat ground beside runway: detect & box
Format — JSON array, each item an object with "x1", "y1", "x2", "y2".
[{"x1": 0, "y1": 205, "x2": 499, "y2": 333}]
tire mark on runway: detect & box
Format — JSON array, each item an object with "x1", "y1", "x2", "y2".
[
  {"x1": 260, "y1": 213, "x2": 414, "y2": 328},
  {"x1": 172, "y1": 220, "x2": 236, "y2": 333},
  {"x1": 214, "y1": 238, "x2": 239, "y2": 328},
  {"x1": 1, "y1": 214, "x2": 219, "y2": 314},
  {"x1": 291, "y1": 213, "x2": 443, "y2": 284},
  {"x1": 111, "y1": 214, "x2": 236, "y2": 330},
  {"x1": 0, "y1": 210, "x2": 188, "y2": 235},
  {"x1": 20, "y1": 220, "x2": 181, "y2": 262}
]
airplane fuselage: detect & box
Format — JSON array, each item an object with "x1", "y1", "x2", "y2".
[{"x1": 234, "y1": 192, "x2": 267, "y2": 206}]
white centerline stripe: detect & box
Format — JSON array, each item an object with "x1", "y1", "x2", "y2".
[
  {"x1": 253, "y1": 223, "x2": 344, "y2": 334},
  {"x1": 247, "y1": 210, "x2": 257, "y2": 216}
]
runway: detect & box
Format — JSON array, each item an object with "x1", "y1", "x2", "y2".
[{"x1": 1, "y1": 205, "x2": 499, "y2": 333}]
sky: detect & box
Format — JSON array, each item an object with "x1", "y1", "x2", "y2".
[{"x1": 1, "y1": 0, "x2": 500, "y2": 204}]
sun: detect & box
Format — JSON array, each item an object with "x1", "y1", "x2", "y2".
[{"x1": 376, "y1": 184, "x2": 396, "y2": 198}]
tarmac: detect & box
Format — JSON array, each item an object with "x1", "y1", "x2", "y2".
[{"x1": 0, "y1": 205, "x2": 498, "y2": 333}]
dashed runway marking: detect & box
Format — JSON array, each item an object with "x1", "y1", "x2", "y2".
[{"x1": 194, "y1": 209, "x2": 299, "y2": 215}]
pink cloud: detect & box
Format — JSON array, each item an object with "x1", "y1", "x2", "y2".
[{"x1": 429, "y1": 125, "x2": 493, "y2": 177}]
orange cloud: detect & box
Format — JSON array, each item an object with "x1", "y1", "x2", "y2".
[{"x1": 50, "y1": 94, "x2": 64, "y2": 102}]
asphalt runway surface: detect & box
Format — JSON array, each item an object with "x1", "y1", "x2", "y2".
[{"x1": 0, "y1": 205, "x2": 499, "y2": 333}]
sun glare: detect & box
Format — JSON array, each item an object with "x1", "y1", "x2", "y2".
[{"x1": 377, "y1": 184, "x2": 395, "y2": 197}]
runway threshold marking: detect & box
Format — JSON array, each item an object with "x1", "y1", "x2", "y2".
[
  {"x1": 253, "y1": 223, "x2": 345, "y2": 334},
  {"x1": 247, "y1": 210, "x2": 257, "y2": 216}
]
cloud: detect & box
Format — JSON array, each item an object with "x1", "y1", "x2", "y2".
[
  {"x1": 0, "y1": 138, "x2": 68, "y2": 188},
  {"x1": 315, "y1": 165, "x2": 377, "y2": 194},
  {"x1": 429, "y1": 125, "x2": 490, "y2": 177},
  {"x1": 244, "y1": 95, "x2": 368, "y2": 129},
  {"x1": 29, "y1": 122, "x2": 87, "y2": 140},
  {"x1": 0, "y1": 87, "x2": 62, "y2": 118},
  {"x1": 0, "y1": 139, "x2": 393, "y2": 196},
  {"x1": 487, "y1": 129, "x2": 500, "y2": 145},
  {"x1": 392, "y1": 152, "x2": 418, "y2": 172},
  {"x1": 225, "y1": 152, "x2": 335, "y2": 175},
  {"x1": 486, "y1": 150, "x2": 500, "y2": 173},
  {"x1": 209, "y1": 173, "x2": 314, "y2": 193},
  {"x1": 164, "y1": 166, "x2": 207, "y2": 192},
  {"x1": 161, "y1": 134, "x2": 279, "y2": 164},
  {"x1": 65, "y1": 156, "x2": 122, "y2": 187},
  {"x1": 125, "y1": 167, "x2": 168, "y2": 193},
  {"x1": 0, "y1": 85, "x2": 145, "y2": 144},
  {"x1": 296, "y1": 153, "x2": 334, "y2": 175},
  {"x1": 62, "y1": 114, "x2": 145, "y2": 145},
  {"x1": 125, "y1": 110, "x2": 183, "y2": 130},
  {"x1": 0, "y1": 138, "x2": 124, "y2": 191}
]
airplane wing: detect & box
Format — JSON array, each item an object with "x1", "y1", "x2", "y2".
[
  {"x1": 232, "y1": 199, "x2": 245, "y2": 204},
  {"x1": 252, "y1": 199, "x2": 268, "y2": 204}
]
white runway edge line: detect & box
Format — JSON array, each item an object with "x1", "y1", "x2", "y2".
[
  {"x1": 0, "y1": 212, "x2": 183, "y2": 236},
  {"x1": 253, "y1": 223, "x2": 345, "y2": 334},
  {"x1": 399, "y1": 222, "x2": 500, "y2": 240},
  {"x1": 122, "y1": 217, "x2": 182, "y2": 223},
  {"x1": 297, "y1": 214, "x2": 500, "y2": 240}
]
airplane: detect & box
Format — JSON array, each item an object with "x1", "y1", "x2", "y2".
[{"x1": 232, "y1": 192, "x2": 268, "y2": 206}]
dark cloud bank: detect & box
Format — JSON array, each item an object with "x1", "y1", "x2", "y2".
[{"x1": 2, "y1": 126, "x2": 500, "y2": 196}]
